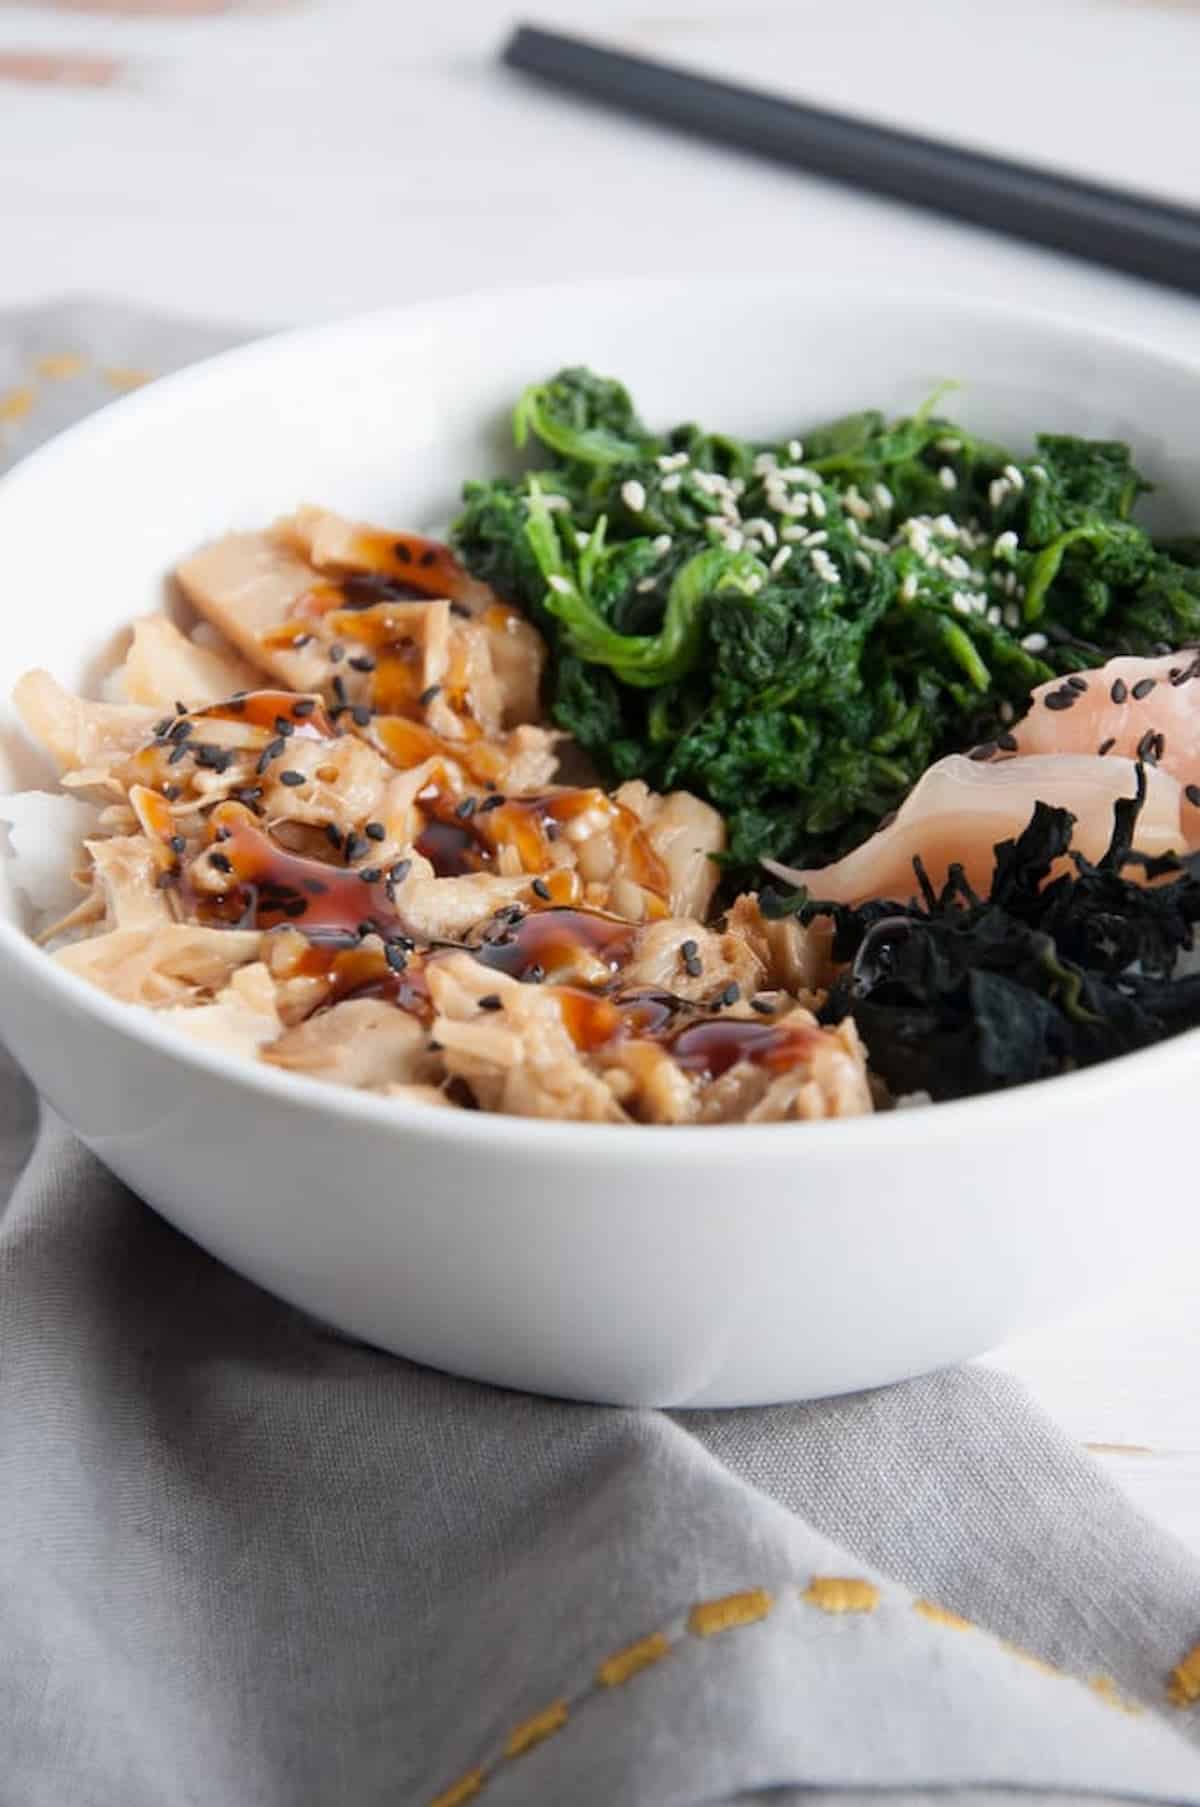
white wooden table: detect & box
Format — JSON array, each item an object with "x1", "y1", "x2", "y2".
[{"x1": 2, "y1": 0, "x2": 1198, "y2": 1547}]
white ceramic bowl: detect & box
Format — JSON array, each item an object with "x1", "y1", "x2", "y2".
[{"x1": 3, "y1": 280, "x2": 1199, "y2": 1407}]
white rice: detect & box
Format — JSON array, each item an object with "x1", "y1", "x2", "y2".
[{"x1": 0, "y1": 790, "x2": 99, "y2": 931}]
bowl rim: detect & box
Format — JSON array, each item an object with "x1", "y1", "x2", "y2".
[{"x1": 4, "y1": 273, "x2": 1200, "y2": 1159}]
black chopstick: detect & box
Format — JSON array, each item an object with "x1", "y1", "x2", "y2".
[{"x1": 502, "y1": 24, "x2": 1200, "y2": 300}]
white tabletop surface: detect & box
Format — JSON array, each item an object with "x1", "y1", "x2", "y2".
[{"x1": 2, "y1": 0, "x2": 1198, "y2": 1549}]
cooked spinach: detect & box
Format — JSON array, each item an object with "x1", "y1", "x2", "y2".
[
  {"x1": 454, "y1": 368, "x2": 1200, "y2": 881},
  {"x1": 770, "y1": 767, "x2": 1200, "y2": 1100}
]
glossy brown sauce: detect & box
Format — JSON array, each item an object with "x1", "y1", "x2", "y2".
[
  {"x1": 413, "y1": 786, "x2": 669, "y2": 912},
  {"x1": 194, "y1": 690, "x2": 334, "y2": 739},
  {"x1": 288, "y1": 939, "x2": 433, "y2": 1023},
  {"x1": 471, "y1": 907, "x2": 638, "y2": 982},
  {"x1": 185, "y1": 802, "x2": 408, "y2": 940},
  {"x1": 666, "y1": 1018, "x2": 822, "y2": 1080}
]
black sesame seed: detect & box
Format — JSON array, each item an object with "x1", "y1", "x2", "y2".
[
  {"x1": 215, "y1": 826, "x2": 231, "y2": 842},
  {"x1": 343, "y1": 832, "x2": 365, "y2": 865},
  {"x1": 359, "y1": 867, "x2": 382, "y2": 885},
  {"x1": 684, "y1": 953, "x2": 703, "y2": 979},
  {"x1": 544, "y1": 820, "x2": 560, "y2": 842},
  {"x1": 195, "y1": 744, "x2": 233, "y2": 773},
  {"x1": 393, "y1": 541, "x2": 413, "y2": 564},
  {"x1": 1136, "y1": 729, "x2": 1159, "y2": 763},
  {"x1": 1186, "y1": 786, "x2": 1200, "y2": 808},
  {"x1": 479, "y1": 793, "x2": 505, "y2": 813},
  {"x1": 283, "y1": 900, "x2": 308, "y2": 919},
  {"x1": 996, "y1": 731, "x2": 1019, "y2": 752},
  {"x1": 168, "y1": 718, "x2": 193, "y2": 743},
  {"x1": 418, "y1": 683, "x2": 441, "y2": 706},
  {"x1": 325, "y1": 823, "x2": 344, "y2": 849},
  {"x1": 255, "y1": 748, "x2": 273, "y2": 775},
  {"x1": 1044, "y1": 690, "x2": 1075, "y2": 712},
  {"x1": 168, "y1": 742, "x2": 189, "y2": 765},
  {"x1": 292, "y1": 632, "x2": 313, "y2": 649},
  {"x1": 384, "y1": 943, "x2": 408, "y2": 973},
  {"x1": 524, "y1": 964, "x2": 545, "y2": 984},
  {"x1": 531, "y1": 877, "x2": 551, "y2": 901},
  {"x1": 455, "y1": 796, "x2": 477, "y2": 819},
  {"x1": 750, "y1": 996, "x2": 775, "y2": 1016},
  {"x1": 1111, "y1": 678, "x2": 1128, "y2": 704},
  {"x1": 1097, "y1": 737, "x2": 1116, "y2": 756},
  {"x1": 265, "y1": 736, "x2": 287, "y2": 761},
  {"x1": 225, "y1": 698, "x2": 246, "y2": 714},
  {"x1": 162, "y1": 784, "x2": 180, "y2": 801},
  {"x1": 357, "y1": 920, "x2": 377, "y2": 938},
  {"x1": 279, "y1": 769, "x2": 306, "y2": 787},
  {"x1": 419, "y1": 549, "x2": 438, "y2": 568},
  {"x1": 351, "y1": 705, "x2": 372, "y2": 727},
  {"x1": 210, "y1": 851, "x2": 233, "y2": 874},
  {"x1": 450, "y1": 601, "x2": 471, "y2": 619},
  {"x1": 1132, "y1": 677, "x2": 1156, "y2": 700},
  {"x1": 169, "y1": 834, "x2": 186, "y2": 855},
  {"x1": 389, "y1": 859, "x2": 412, "y2": 884},
  {"x1": 680, "y1": 938, "x2": 699, "y2": 960},
  {"x1": 274, "y1": 716, "x2": 295, "y2": 737},
  {"x1": 235, "y1": 786, "x2": 263, "y2": 806},
  {"x1": 477, "y1": 994, "x2": 502, "y2": 1011},
  {"x1": 174, "y1": 700, "x2": 187, "y2": 716},
  {"x1": 720, "y1": 983, "x2": 740, "y2": 1007},
  {"x1": 329, "y1": 643, "x2": 345, "y2": 663},
  {"x1": 364, "y1": 821, "x2": 386, "y2": 842},
  {"x1": 153, "y1": 717, "x2": 171, "y2": 738},
  {"x1": 331, "y1": 675, "x2": 348, "y2": 706},
  {"x1": 969, "y1": 742, "x2": 997, "y2": 761},
  {"x1": 349, "y1": 655, "x2": 376, "y2": 673},
  {"x1": 292, "y1": 698, "x2": 317, "y2": 718},
  {"x1": 1066, "y1": 674, "x2": 1088, "y2": 693}
]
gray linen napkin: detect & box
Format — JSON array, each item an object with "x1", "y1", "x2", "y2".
[{"x1": 3, "y1": 301, "x2": 1200, "y2": 1807}]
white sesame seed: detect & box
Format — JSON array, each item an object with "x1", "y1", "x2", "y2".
[
  {"x1": 787, "y1": 439, "x2": 804, "y2": 461},
  {"x1": 854, "y1": 550, "x2": 873, "y2": 572},
  {"x1": 652, "y1": 534, "x2": 672, "y2": 556},
  {"x1": 547, "y1": 574, "x2": 572, "y2": 595},
  {"x1": 860, "y1": 535, "x2": 890, "y2": 555},
  {"x1": 1003, "y1": 602, "x2": 1020, "y2": 629},
  {"x1": 843, "y1": 487, "x2": 873, "y2": 523},
  {"x1": 987, "y1": 605, "x2": 1002, "y2": 626},
  {"x1": 721, "y1": 529, "x2": 745, "y2": 552},
  {"x1": 952, "y1": 593, "x2": 972, "y2": 616},
  {"x1": 780, "y1": 465, "x2": 818, "y2": 485},
  {"x1": 1030, "y1": 463, "x2": 1049, "y2": 482},
  {"x1": 811, "y1": 549, "x2": 839, "y2": 585},
  {"x1": 808, "y1": 492, "x2": 827, "y2": 521},
  {"x1": 938, "y1": 466, "x2": 957, "y2": 491},
  {"x1": 936, "y1": 437, "x2": 962, "y2": 454},
  {"x1": 988, "y1": 477, "x2": 1010, "y2": 510},
  {"x1": 730, "y1": 478, "x2": 746, "y2": 498},
  {"x1": 753, "y1": 451, "x2": 778, "y2": 477},
  {"x1": 900, "y1": 573, "x2": 919, "y2": 602},
  {"x1": 805, "y1": 530, "x2": 829, "y2": 549},
  {"x1": 944, "y1": 555, "x2": 972, "y2": 581},
  {"x1": 1003, "y1": 463, "x2": 1026, "y2": 492},
  {"x1": 541, "y1": 493, "x2": 570, "y2": 512},
  {"x1": 744, "y1": 573, "x2": 763, "y2": 593},
  {"x1": 574, "y1": 530, "x2": 589, "y2": 548},
  {"x1": 1021, "y1": 632, "x2": 1048, "y2": 653},
  {"x1": 742, "y1": 516, "x2": 777, "y2": 547},
  {"x1": 933, "y1": 514, "x2": 960, "y2": 539},
  {"x1": 873, "y1": 482, "x2": 894, "y2": 512},
  {"x1": 770, "y1": 545, "x2": 793, "y2": 575},
  {"x1": 845, "y1": 517, "x2": 862, "y2": 541},
  {"x1": 993, "y1": 529, "x2": 1019, "y2": 559},
  {"x1": 661, "y1": 473, "x2": 681, "y2": 493},
  {"x1": 636, "y1": 577, "x2": 657, "y2": 592},
  {"x1": 999, "y1": 700, "x2": 1015, "y2": 723},
  {"x1": 621, "y1": 479, "x2": 646, "y2": 513},
  {"x1": 781, "y1": 525, "x2": 810, "y2": 543},
  {"x1": 656, "y1": 451, "x2": 689, "y2": 472},
  {"x1": 1004, "y1": 571, "x2": 1018, "y2": 596}
]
